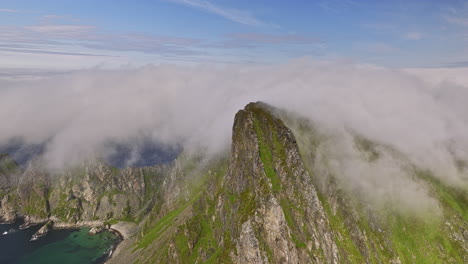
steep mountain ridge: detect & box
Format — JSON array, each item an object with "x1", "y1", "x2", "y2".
[
  {"x1": 1, "y1": 102, "x2": 467, "y2": 263},
  {"x1": 222, "y1": 102, "x2": 338, "y2": 263},
  {"x1": 116, "y1": 102, "x2": 467, "y2": 263}
]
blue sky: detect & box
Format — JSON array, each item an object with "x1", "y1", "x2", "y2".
[{"x1": 1, "y1": 0, "x2": 468, "y2": 69}]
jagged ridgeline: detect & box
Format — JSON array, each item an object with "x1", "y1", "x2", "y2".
[{"x1": 1, "y1": 102, "x2": 467, "y2": 263}]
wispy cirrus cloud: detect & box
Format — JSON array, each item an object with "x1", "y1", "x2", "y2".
[
  {"x1": 443, "y1": 60, "x2": 468, "y2": 68},
  {"x1": 362, "y1": 23, "x2": 396, "y2": 31},
  {"x1": 405, "y1": 32, "x2": 423, "y2": 40},
  {"x1": 205, "y1": 32, "x2": 321, "y2": 49},
  {"x1": 0, "y1": 8, "x2": 39, "y2": 13},
  {"x1": 0, "y1": 8, "x2": 19, "y2": 13},
  {"x1": 26, "y1": 24, "x2": 95, "y2": 34},
  {"x1": 0, "y1": 45, "x2": 114, "y2": 57},
  {"x1": 169, "y1": 0, "x2": 264, "y2": 26},
  {"x1": 25, "y1": 24, "x2": 97, "y2": 39},
  {"x1": 353, "y1": 42, "x2": 399, "y2": 54},
  {"x1": 0, "y1": 17, "x2": 203, "y2": 58},
  {"x1": 82, "y1": 33, "x2": 202, "y2": 55},
  {"x1": 227, "y1": 33, "x2": 321, "y2": 45},
  {"x1": 0, "y1": 10, "x2": 319, "y2": 67},
  {"x1": 444, "y1": 15, "x2": 468, "y2": 27},
  {"x1": 443, "y1": 3, "x2": 468, "y2": 27},
  {"x1": 318, "y1": 0, "x2": 360, "y2": 13}
]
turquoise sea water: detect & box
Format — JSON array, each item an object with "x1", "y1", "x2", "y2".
[{"x1": 0, "y1": 222, "x2": 120, "y2": 264}]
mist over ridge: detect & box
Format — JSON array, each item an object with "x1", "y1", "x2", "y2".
[
  {"x1": 1, "y1": 59, "x2": 467, "y2": 186},
  {"x1": 3, "y1": 1, "x2": 468, "y2": 262}
]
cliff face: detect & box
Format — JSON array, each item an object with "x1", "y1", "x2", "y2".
[
  {"x1": 0, "y1": 154, "x2": 20, "y2": 188},
  {"x1": 1, "y1": 102, "x2": 467, "y2": 263},
  {"x1": 103, "y1": 102, "x2": 342, "y2": 263},
  {"x1": 0, "y1": 157, "x2": 170, "y2": 225},
  {"x1": 0, "y1": 154, "x2": 20, "y2": 222},
  {"x1": 122, "y1": 102, "x2": 467, "y2": 264},
  {"x1": 220, "y1": 102, "x2": 338, "y2": 263}
]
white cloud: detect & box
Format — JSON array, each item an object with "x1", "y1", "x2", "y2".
[
  {"x1": 1, "y1": 59, "x2": 468, "y2": 212},
  {"x1": 353, "y1": 42, "x2": 398, "y2": 54},
  {"x1": 226, "y1": 33, "x2": 321, "y2": 44},
  {"x1": 405, "y1": 32, "x2": 423, "y2": 40},
  {"x1": 169, "y1": 0, "x2": 264, "y2": 26},
  {"x1": 443, "y1": 3, "x2": 468, "y2": 28},
  {"x1": 0, "y1": 59, "x2": 466, "y2": 174},
  {"x1": 0, "y1": 8, "x2": 18, "y2": 13},
  {"x1": 444, "y1": 15, "x2": 468, "y2": 27},
  {"x1": 0, "y1": 21, "x2": 203, "y2": 63},
  {"x1": 26, "y1": 25, "x2": 95, "y2": 34}
]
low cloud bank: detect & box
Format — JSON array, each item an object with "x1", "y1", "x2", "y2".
[{"x1": 0, "y1": 59, "x2": 467, "y2": 188}]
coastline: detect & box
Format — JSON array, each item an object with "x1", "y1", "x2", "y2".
[
  {"x1": 1, "y1": 215, "x2": 131, "y2": 264},
  {"x1": 102, "y1": 227, "x2": 125, "y2": 263},
  {"x1": 104, "y1": 222, "x2": 139, "y2": 264},
  {"x1": 1, "y1": 214, "x2": 110, "y2": 230}
]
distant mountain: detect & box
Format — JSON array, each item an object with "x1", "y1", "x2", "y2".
[
  {"x1": 104, "y1": 140, "x2": 181, "y2": 168},
  {"x1": 0, "y1": 140, "x2": 45, "y2": 167},
  {"x1": 0, "y1": 137, "x2": 180, "y2": 169},
  {"x1": 1, "y1": 102, "x2": 467, "y2": 263}
]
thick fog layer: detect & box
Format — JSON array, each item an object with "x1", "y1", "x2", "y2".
[{"x1": 1, "y1": 60, "x2": 467, "y2": 191}]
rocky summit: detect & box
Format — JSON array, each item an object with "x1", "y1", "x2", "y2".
[{"x1": 1, "y1": 102, "x2": 467, "y2": 263}]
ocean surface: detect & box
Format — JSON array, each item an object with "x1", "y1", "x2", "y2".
[{"x1": 0, "y1": 221, "x2": 120, "y2": 264}]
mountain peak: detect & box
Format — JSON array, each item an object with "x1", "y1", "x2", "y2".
[
  {"x1": 1, "y1": 103, "x2": 467, "y2": 263},
  {"x1": 223, "y1": 102, "x2": 339, "y2": 263}
]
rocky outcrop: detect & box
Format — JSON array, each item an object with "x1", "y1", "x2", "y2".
[
  {"x1": 108, "y1": 222, "x2": 138, "y2": 240},
  {"x1": 0, "y1": 156, "x2": 169, "y2": 226},
  {"x1": 119, "y1": 102, "x2": 342, "y2": 263},
  {"x1": 0, "y1": 194, "x2": 17, "y2": 223},
  {"x1": 31, "y1": 220, "x2": 53, "y2": 241},
  {"x1": 220, "y1": 102, "x2": 338, "y2": 263},
  {"x1": 0, "y1": 154, "x2": 19, "y2": 188},
  {"x1": 89, "y1": 226, "x2": 105, "y2": 235},
  {"x1": 0, "y1": 154, "x2": 20, "y2": 223},
  {"x1": 233, "y1": 219, "x2": 269, "y2": 264},
  {"x1": 112, "y1": 102, "x2": 468, "y2": 264},
  {"x1": 1, "y1": 102, "x2": 467, "y2": 264}
]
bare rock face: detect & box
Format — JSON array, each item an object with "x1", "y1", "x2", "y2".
[
  {"x1": 88, "y1": 226, "x2": 105, "y2": 235},
  {"x1": 0, "y1": 155, "x2": 169, "y2": 225},
  {"x1": 257, "y1": 195, "x2": 298, "y2": 263},
  {"x1": 119, "y1": 102, "x2": 468, "y2": 264},
  {"x1": 125, "y1": 102, "x2": 342, "y2": 264},
  {"x1": 0, "y1": 194, "x2": 16, "y2": 223},
  {"x1": 221, "y1": 102, "x2": 338, "y2": 264},
  {"x1": 31, "y1": 220, "x2": 53, "y2": 241},
  {"x1": 0, "y1": 154, "x2": 20, "y2": 189},
  {"x1": 233, "y1": 220, "x2": 269, "y2": 264}
]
